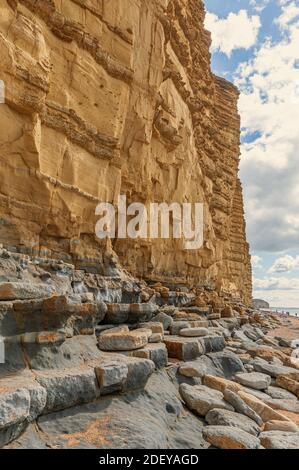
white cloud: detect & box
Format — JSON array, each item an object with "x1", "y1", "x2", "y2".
[
  {"x1": 275, "y1": 1, "x2": 299, "y2": 29},
  {"x1": 252, "y1": 254, "x2": 263, "y2": 268},
  {"x1": 254, "y1": 276, "x2": 299, "y2": 290},
  {"x1": 268, "y1": 255, "x2": 299, "y2": 273},
  {"x1": 205, "y1": 10, "x2": 261, "y2": 57},
  {"x1": 250, "y1": 0, "x2": 271, "y2": 13},
  {"x1": 236, "y1": 10, "x2": 299, "y2": 252}
]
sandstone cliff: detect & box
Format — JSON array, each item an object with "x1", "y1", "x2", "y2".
[{"x1": 0, "y1": 0, "x2": 252, "y2": 304}]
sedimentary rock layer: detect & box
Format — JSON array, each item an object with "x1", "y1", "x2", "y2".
[{"x1": 0, "y1": 0, "x2": 252, "y2": 304}]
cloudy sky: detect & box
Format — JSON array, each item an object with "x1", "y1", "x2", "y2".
[{"x1": 204, "y1": 0, "x2": 299, "y2": 307}]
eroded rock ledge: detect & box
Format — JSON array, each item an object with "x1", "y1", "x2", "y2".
[{"x1": 0, "y1": 249, "x2": 298, "y2": 449}]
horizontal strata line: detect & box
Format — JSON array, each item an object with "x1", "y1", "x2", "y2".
[
  {"x1": 41, "y1": 102, "x2": 119, "y2": 161},
  {"x1": 0, "y1": 157, "x2": 104, "y2": 204},
  {"x1": 17, "y1": 0, "x2": 134, "y2": 84}
]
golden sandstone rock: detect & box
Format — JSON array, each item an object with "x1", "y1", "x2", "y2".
[{"x1": 0, "y1": 0, "x2": 252, "y2": 304}]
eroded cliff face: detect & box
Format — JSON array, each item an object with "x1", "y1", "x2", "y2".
[{"x1": 0, "y1": 0, "x2": 252, "y2": 304}]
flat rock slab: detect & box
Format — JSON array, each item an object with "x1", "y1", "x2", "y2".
[
  {"x1": 237, "y1": 390, "x2": 291, "y2": 423},
  {"x1": 129, "y1": 343, "x2": 168, "y2": 369},
  {"x1": 223, "y1": 389, "x2": 263, "y2": 426},
  {"x1": 202, "y1": 425, "x2": 260, "y2": 449},
  {"x1": 170, "y1": 321, "x2": 190, "y2": 335},
  {"x1": 164, "y1": 336, "x2": 202, "y2": 361},
  {"x1": 205, "y1": 408, "x2": 260, "y2": 436},
  {"x1": 267, "y1": 385, "x2": 297, "y2": 400},
  {"x1": 235, "y1": 372, "x2": 271, "y2": 390},
  {"x1": 276, "y1": 375, "x2": 299, "y2": 398},
  {"x1": 264, "y1": 420, "x2": 298, "y2": 432},
  {"x1": 199, "y1": 336, "x2": 226, "y2": 353},
  {"x1": 203, "y1": 375, "x2": 242, "y2": 394},
  {"x1": 260, "y1": 431, "x2": 299, "y2": 449},
  {"x1": 206, "y1": 351, "x2": 246, "y2": 378},
  {"x1": 252, "y1": 358, "x2": 298, "y2": 378},
  {"x1": 152, "y1": 312, "x2": 173, "y2": 330},
  {"x1": 179, "y1": 383, "x2": 233, "y2": 417},
  {"x1": 35, "y1": 367, "x2": 100, "y2": 413},
  {"x1": 98, "y1": 328, "x2": 149, "y2": 351},
  {"x1": 179, "y1": 328, "x2": 209, "y2": 337},
  {"x1": 94, "y1": 354, "x2": 155, "y2": 394},
  {"x1": 0, "y1": 282, "x2": 54, "y2": 301}
]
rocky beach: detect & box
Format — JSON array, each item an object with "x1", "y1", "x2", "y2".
[
  {"x1": 0, "y1": 248, "x2": 298, "y2": 449},
  {"x1": 0, "y1": 0, "x2": 298, "y2": 452}
]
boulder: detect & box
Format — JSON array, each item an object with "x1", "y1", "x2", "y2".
[
  {"x1": 267, "y1": 385, "x2": 297, "y2": 400},
  {"x1": 237, "y1": 390, "x2": 292, "y2": 423},
  {"x1": 276, "y1": 375, "x2": 299, "y2": 398},
  {"x1": 179, "y1": 327, "x2": 209, "y2": 337},
  {"x1": 252, "y1": 357, "x2": 298, "y2": 378},
  {"x1": 130, "y1": 303, "x2": 158, "y2": 322},
  {"x1": 199, "y1": 335, "x2": 226, "y2": 353},
  {"x1": 105, "y1": 303, "x2": 130, "y2": 324},
  {"x1": 206, "y1": 408, "x2": 260, "y2": 436},
  {"x1": 259, "y1": 430, "x2": 299, "y2": 449},
  {"x1": 164, "y1": 336, "x2": 202, "y2": 361},
  {"x1": 152, "y1": 312, "x2": 173, "y2": 330},
  {"x1": 202, "y1": 425, "x2": 260, "y2": 449},
  {"x1": 264, "y1": 420, "x2": 298, "y2": 433},
  {"x1": 130, "y1": 343, "x2": 168, "y2": 369},
  {"x1": 170, "y1": 321, "x2": 190, "y2": 335},
  {"x1": 221, "y1": 306, "x2": 234, "y2": 318},
  {"x1": 235, "y1": 372, "x2": 271, "y2": 390},
  {"x1": 203, "y1": 375, "x2": 242, "y2": 394},
  {"x1": 223, "y1": 389, "x2": 263, "y2": 426},
  {"x1": 98, "y1": 328, "x2": 149, "y2": 351},
  {"x1": 206, "y1": 351, "x2": 246, "y2": 378},
  {"x1": 179, "y1": 383, "x2": 233, "y2": 417},
  {"x1": 179, "y1": 361, "x2": 207, "y2": 378}
]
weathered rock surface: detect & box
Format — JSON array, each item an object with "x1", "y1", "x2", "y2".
[
  {"x1": 205, "y1": 408, "x2": 260, "y2": 436},
  {"x1": 259, "y1": 431, "x2": 299, "y2": 449},
  {"x1": 179, "y1": 384, "x2": 234, "y2": 417},
  {"x1": 235, "y1": 372, "x2": 271, "y2": 390},
  {"x1": 202, "y1": 425, "x2": 260, "y2": 449}
]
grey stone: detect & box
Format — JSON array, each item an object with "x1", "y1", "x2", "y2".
[
  {"x1": 267, "y1": 385, "x2": 297, "y2": 400},
  {"x1": 35, "y1": 367, "x2": 100, "y2": 413},
  {"x1": 152, "y1": 312, "x2": 173, "y2": 330},
  {"x1": 6, "y1": 371, "x2": 208, "y2": 449},
  {"x1": 205, "y1": 408, "x2": 260, "y2": 436},
  {"x1": 164, "y1": 336, "x2": 202, "y2": 361},
  {"x1": 179, "y1": 361, "x2": 207, "y2": 378},
  {"x1": 252, "y1": 357, "x2": 298, "y2": 378},
  {"x1": 180, "y1": 327, "x2": 209, "y2": 337},
  {"x1": 265, "y1": 398, "x2": 299, "y2": 413},
  {"x1": 0, "y1": 388, "x2": 30, "y2": 429},
  {"x1": 98, "y1": 327, "x2": 149, "y2": 351},
  {"x1": 105, "y1": 303, "x2": 130, "y2": 324},
  {"x1": 130, "y1": 303, "x2": 158, "y2": 322},
  {"x1": 131, "y1": 343, "x2": 168, "y2": 369},
  {"x1": 206, "y1": 351, "x2": 246, "y2": 378},
  {"x1": 95, "y1": 362, "x2": 128, "y2": 394},
  {"x1": 199, "y1": 335, "x2": 226, "y2": 353},
  {"x1": 223, "y1": 388, "x2": 263, "y2": 426},
  {"x1": 170, "y1": 321, "x2": 190, "y2": 335},
  {"x1": 260, "y1": 431, "x2": 299, "y2": 449},
  {"x1": 202, "y1": 425, "x2": 260, "y2": 449},
  {"x1": 235, "y1": 372, "x2": 271, "y2": 390},
  {"x1": 179, "y1": 383, "x2": 234, "y2": 417}
]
